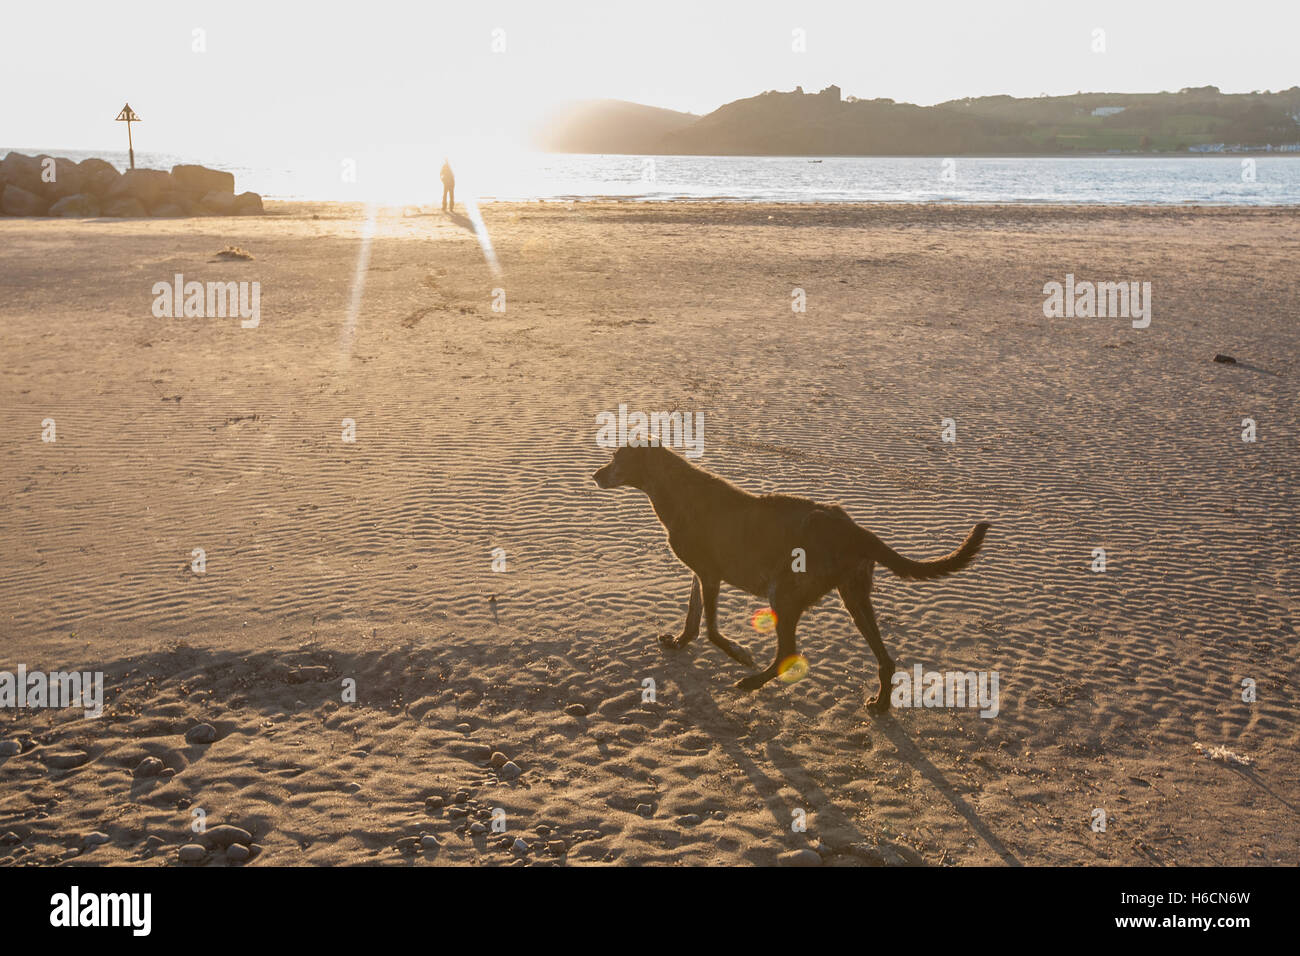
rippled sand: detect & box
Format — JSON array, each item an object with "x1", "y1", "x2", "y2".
[{"x1": 0, "y1": 202, "x2": 1295, "y2": 865}]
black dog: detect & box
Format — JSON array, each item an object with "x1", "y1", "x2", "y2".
[{"x1": 594, "y1": 443, "x2": 989, "y2": 712}]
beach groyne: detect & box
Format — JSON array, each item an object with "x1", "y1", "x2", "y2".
[{"x1": 0, "y1": 152, "x2": 264, "y2": 218}]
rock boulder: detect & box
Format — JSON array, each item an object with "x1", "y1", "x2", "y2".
[
  {"x1": 2, "y1": 184, "x2": 47, "y2": 216},
  {"x1": 172, "y1": 164, "x2": 235, "y2": 197},
  {"x1": 49, "y1": 194, "x2": 101, "y2": 218},
  {"x1": 232, "y1": 191, "x2": 264, "y2": 215}
]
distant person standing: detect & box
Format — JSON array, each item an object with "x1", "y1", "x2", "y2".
[{"x1": 440, "y1": 159, "x2": 455, "y2": 212}]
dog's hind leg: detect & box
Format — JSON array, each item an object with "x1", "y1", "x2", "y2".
[
  {"x1": 660, "y1": 575, "x2": 703, "y2": 649},
  {"x1": 700, "y1": 577, "x2": 756, "y2": 667},
  {"x1": 735, "y1": 598, "x2": 802, "y2": 691},
  {"x1": 837, "y1": 562, "x2": 895, "y2": 714}
]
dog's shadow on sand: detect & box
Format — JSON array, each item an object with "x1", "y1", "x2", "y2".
[{"x1": 667, "y1": 647, "x2": 1023, "y2": 866}]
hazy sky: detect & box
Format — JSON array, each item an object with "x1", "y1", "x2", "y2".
[{"x1": 4, "y1": 0, "x2": 1297, "y2": 160}]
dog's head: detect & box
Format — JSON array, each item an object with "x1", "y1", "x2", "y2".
[{"x1": 592, "y1": 443, "x2": 667, "y2": 490}]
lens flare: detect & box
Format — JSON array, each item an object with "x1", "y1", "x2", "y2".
[
  {"x1": 777, "y1": 655, "x2": 810, "y2": 684},
  {"x1": 750, "y1": 607, "x2": 777, "y2": 633}
]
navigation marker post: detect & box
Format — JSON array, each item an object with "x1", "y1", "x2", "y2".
[{"x1": 115, "y1": 103, "x2": 141, "y2": 170}]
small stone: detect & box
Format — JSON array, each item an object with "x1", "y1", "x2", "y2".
[
  {"x1": 448, "y1": 806, "x2": 469, "y2": 819},
  {"x1": 0, "y1": 740, "x2": 20, "y2": 756},
  {"x1": 489, "y1": 751, "x2": 510, "y2": 768},
  {"x1": 0, "y1": 832, "x2": 22, "y2": 846},
  {"x1": 512, "y1": 837, "x2": 529, "y2": 854},
  {"x1": 185, "y1": 723, "x2": 217, "y2": 745},
  {"x1": 425, "y1": 795, "x2": 445, "y2": 810},
  {"x1": 564, "y1": 703, "x2": 588, "y2": 717},
  {"x1": 636, "y1": 803, "x2": 653, "y2": 818},
  {"x1": 499, "y1": 761, "x2": 522, "y2": 780},
  {"x1": 455, "y1": 723, "x2": 472, "y2": 733},
  {"x1": 420, "y1": 835, "x2": 442, "y2": 850},
  {"x1": 453, "y1": 790, "x2": 470, "y2": 804},
  {"x1": 145, "y1": 836, "x2": 165, "y2": 849},
  {"x1": 469, "y1": 822, "x2": 487, "y2": 835},
  {"x1": 44, "y1": 750, "x2": 89, "y2": 770},
  {"x1": 134, "y1": 756, "x2": 165, "y2": 778},
  {"x1": 1213, "y1": 353, "x2": 1238, "y2": 364},
  {"x1": 226, "y1": 843, "x2": 251, "y2": 862},
  {"x1": 678, "y1": 814, "x2": 703, "y2": 827},
  {"x1": 535, "y1": 825, "x2": 552, "y2": 837},
  {"x1": 395, "y1": 836, "x2": 420, "y2": 854},
  {"x1": 207, "y1": 826, "x2": 253, "y2": 848},
  {"x1": 547, "y1": 840, "x2": 568, "y2": 855},
  {"x1": 343, "y1": 782, "x2": 362, "y2": 794},
  {"x1": 178, "y1": 844, "x2": 207, "y2": 862},
  {"x1": 287, "y1": 665, "x2": 329, "y2": 683},
  {"x1": 83, "y1": 831, "x2": 110, "y2": 846},
  {"x1": 779, "y1": 848, "x2": 822, "y2": 867}
]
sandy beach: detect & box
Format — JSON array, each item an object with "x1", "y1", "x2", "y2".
[{"x1": 0, "y1": 201, "x2": 1296, "y2": 866}]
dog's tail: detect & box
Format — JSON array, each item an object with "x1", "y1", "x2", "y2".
[{"x1": 860, "y1": 522, "x2": 990, "y2": 580}]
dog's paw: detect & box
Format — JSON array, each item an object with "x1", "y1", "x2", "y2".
[
  {"x1": 660, "y1": 632, "x2": 695, "y2": 649},
  {"x1": 728, "y1": 643, "x2": 756, "y2": 668}
]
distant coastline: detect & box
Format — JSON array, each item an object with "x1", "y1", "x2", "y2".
[{"x1": 538, "y1": 85, "x2": 1300, "y2": 157}]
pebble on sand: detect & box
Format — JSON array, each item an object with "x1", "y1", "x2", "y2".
[
  {"x1": 425, "y1": 795, "x2": 445, "y2": 810},
  {"x1": 778, "y1": 848, "x2": 823, "y2": 867},
  {"x1": 0, "y1": 740, "x2": 20, "y2": 756},
  {"x1": 469, "y1": 822, "x2": 488, "y2": 835},
  {"x1": 563, "y1": 703, "x2": 588, "y2": 717},
  {"x1": 226, "y1": 843, "x2": 251, "y2": 862},
  {"x1": 134, "y1": 756, "x2": 165, "y2": 778},
  {"x1": 185, "y1": 723, "x2": 218, "y2": 744},
  {"x1": 420, "y1": 834, "x2": 442, "y2": 850},
  {"x1": 677, "y1": 814, "x2": 704, "y2": 827},
  {"x1": 83, "y1": 831, "x2": 110, "y2": 846},
  {"x1": 489, "y1": 751, "x2": 510, "y2": 769},
  {"x1": 206, "y1": 825, "x2": 253, "y2": 848},
  {"x1": 44, "y1": 750, "x2": 90, "y2": 770},
  {"x1": 635, "y1": 803, "x2": 653, "y2": 818},
  {"x1": 178, "y1": 844, "x2": 207, "y2": 862},
  {"x1": 1, "y1": 832, "x2": 22, "y2": 846},
  {"x1": 499, "y1": 761, "x2": 522, "y2": 780},
  {"x1": 512, "y1": 837, "x2": 530, "y2": 854},
  {"x1": 547, "y1": 840, "x2": 568, "y2": 855}
]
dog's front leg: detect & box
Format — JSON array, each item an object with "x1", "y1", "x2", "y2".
[
  {"x1": 735, "y1": 600, "x2": 802, "y2": 691},
  {"x1": 701, "y1": 577, "x2": 755, "y2": 667},
  {"x1": 660, "y1": 575, "x2": 703, "y2": 648}
]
